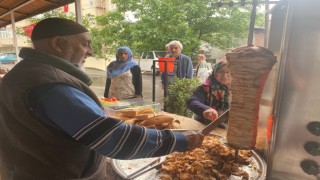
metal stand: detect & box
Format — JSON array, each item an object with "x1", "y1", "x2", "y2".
[{"x1": 152, "y1": 59, "x2": 175, "y2": 112}]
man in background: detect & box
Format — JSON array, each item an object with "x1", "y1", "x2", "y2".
[
  {"x1": 161, "y1": 40, "x2": 193, "y2": 88},
  {"x1": 165, "y1": 43, "x2": 171, "y2": 57}
]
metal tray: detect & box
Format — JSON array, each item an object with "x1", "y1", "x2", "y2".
[{"x1": 111, "y1": 134, "x2": 267, "y2": 180}]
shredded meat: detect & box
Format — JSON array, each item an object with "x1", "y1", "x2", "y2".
[{"x1": 159, "y1": 136, "x2": 253, "y2": 180}]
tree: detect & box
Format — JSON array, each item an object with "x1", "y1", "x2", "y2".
[
  {"x1": 17, "y1": 10, "x2": 101, "y2": 56},
  {"x1": 94, "y1": 0, "x2": 265, "y2": 57},
  {"x1": 16, "y1": 10, "x2": 77, "y2": 45}
]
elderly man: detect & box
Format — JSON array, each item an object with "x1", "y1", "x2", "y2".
[
  {"x1": 161, "y1": 40, "x2": 193, "y2": 88},
  {"x1": 0, "y1": 18, "x2": 203, "y2": 179}
]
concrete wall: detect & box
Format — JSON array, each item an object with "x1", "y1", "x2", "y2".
[
  {"x1": 85, "y1": 53, "x2": 115, "y2": 71},
  {"x1": 85, "y1": 57, "x2": 107, "y2": 71}
]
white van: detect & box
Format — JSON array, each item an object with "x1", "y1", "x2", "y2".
[{"x1": 139, "y1": 51, "x2": 167, "y2": 74}]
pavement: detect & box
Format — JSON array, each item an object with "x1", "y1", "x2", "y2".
[
  {"x1": 1, "y1": 63, "x2": 165, "y2": 106},
  {"x1": 87, "y1": 68, "x2": 165, "y2": 106},
  {"x1": 0, "y1": 63, "x2": 14, "y2": 70}
]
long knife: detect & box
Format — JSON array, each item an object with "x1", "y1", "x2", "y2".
[{"x1": 200, "y1": 109, "x2": 230, "y2": 135}]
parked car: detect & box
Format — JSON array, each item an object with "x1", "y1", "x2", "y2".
[
  {"x1": 0, "y1": 53, "x2": 16, "y2": 64},
  {"x1": 138, "y1": 51, "x2": 167, "y2": 75}
]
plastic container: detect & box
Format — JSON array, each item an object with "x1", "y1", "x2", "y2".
[
  {"x1": 104, "y1": 99, "x2": 160, "y2": 117},
  {"x1": 158, "y1": 57, "x2": 175, "y2": 73}
]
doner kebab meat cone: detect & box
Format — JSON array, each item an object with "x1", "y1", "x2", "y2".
[{"x1": 226, "y1": 46, "x2": 276, "y2": 149}]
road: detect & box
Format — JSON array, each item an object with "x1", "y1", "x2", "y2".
[
  {"x1": 1, "y1": 64, "x2": 165, "y2": 106},
  {"x1": 85, "y1": 68, "x2": 165, "y2": 106}
]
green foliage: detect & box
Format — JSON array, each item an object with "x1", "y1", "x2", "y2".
[
  {"x1": 94, "y1": 11, "x2": 137, "y2": 55},
  {"x1": 16, "y1": 10, "x2": 106, "y2": 57},
  {"x1": 16, "y1": 10, "x2": 76, "y2": 46},
  {"x1": 96, "y1": 0, "x2": 265, "y2": 56},
  {"x1": 17, "y1": 1, "x2": 267, "y2": 58},
  {"x1": 164, "y1": 77, "x2": 201, "y2": 118},
  {"x1": 28, "y1": 10, "x2": 76, "y2": 22}
]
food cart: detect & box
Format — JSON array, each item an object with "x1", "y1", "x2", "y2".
[
  {"x1": 107, "y1": 0, "x2": 320, "y2": 179},
  {"x1": 261, "y1": 0, "x2": 320, "y2": 179}
]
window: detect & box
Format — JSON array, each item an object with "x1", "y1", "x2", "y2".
[
  {"x1": 155, "y1": 51, "x2": 167, "y2": 58},
  {"x1": 88, "y1": 0, "x2": 94, "y2": 7},
  {"x1": 96, "y1": 0, "x2": 106, "y2": 8},
  {"x1": 142, "y1": 53, "x2": 147, "y2": 59},
  {"x1": 0, "y1": 28, "x2": 12, "y2": 39},
  {"x1": 147, "y1": 52, "x2": 153, "y2": 59}
]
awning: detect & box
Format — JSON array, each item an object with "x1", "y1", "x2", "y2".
[{"x1": 0, "y1": 0, "x2": 75, "y2": 28}]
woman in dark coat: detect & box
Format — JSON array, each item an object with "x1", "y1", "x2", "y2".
[{"x1": 187, "y1": 61, "x2": 231, "y2": 125}]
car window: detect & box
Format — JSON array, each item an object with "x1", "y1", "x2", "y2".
[
  {"x1": 155, "y1": 51, "x2": 167, "y2": 58},
  {"x1": 141, "y1": 53, "x2": 147, "y2": 59},
  {"x1": 146, "y1": 52, "x2": 153, "y2": 59}
]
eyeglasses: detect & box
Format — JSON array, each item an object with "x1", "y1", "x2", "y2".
[{"x1": 215, "y1": 70, "x2": 230, "y2": 76}]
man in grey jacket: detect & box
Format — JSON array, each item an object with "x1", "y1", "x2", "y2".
[{"x1": 161, "y1": 40, "x2": 193, "y2": 88}]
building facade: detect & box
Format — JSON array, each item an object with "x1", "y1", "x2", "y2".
[{"x1": 0, "y1": 0, "x2": 114, "y2": 54}]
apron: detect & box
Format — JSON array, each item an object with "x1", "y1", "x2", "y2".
[{"x1": 109, "y1": 70, "x2": 135, "y2": 100}]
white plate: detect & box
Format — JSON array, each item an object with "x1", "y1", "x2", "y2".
[
  {"x1": 111, "y1": 135, "x2": 267, "y2": 180},
  {"x1": 111, "y1": 157, "x2": 163, "y2": 180}
]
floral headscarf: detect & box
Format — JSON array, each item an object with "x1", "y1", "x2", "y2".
[
  {"x1": 106, "y1": 46, "x2": 137, "y2": 78},
  {"x1": 203, "y1": 61, "x2": 230, "y2": 111}
]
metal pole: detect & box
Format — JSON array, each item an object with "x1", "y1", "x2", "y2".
[
  {"x1": 152, "y1": 60, "x2": 156, "y2": 102},
  {"x1": 10, "y1": 10, "x2": 19, "y2": 62},
  {"x1": 247, "y1": 0, "x2": 258, "y2": 46},
  {"x1": 163, "y1": 61, "x2": 168, "y2": 111},
  {"x1": 264, "y1": 0, "x2": 270, "y2": 47},
  {"x1": 75, "y1": 0, "x2": 83, "y2": 24}
]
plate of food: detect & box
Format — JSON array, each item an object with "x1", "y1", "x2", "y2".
[{"x1": 111, "y1": 134, "x2": 267, "y2": 180}]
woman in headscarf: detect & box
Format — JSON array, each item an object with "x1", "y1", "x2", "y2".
[
  {"x1": 195, "y1": 54, "x2": 210, "y2": 84},
  {"x1": 187, "y1": 61, "x2": 231, "y2": 125},
  {"x1": 104, "y1": 46, "x2": 142, "y2": 100}
]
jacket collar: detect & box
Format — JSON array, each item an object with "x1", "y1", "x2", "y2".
[{"x1": 19, "y1": 48, "x2": 92, "y2": 85}]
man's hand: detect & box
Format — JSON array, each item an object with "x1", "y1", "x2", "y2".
[
  {"x1": 203, "y1": 108, "x2": 218, "y2": 121},
  {"x1": 0, "y1": 67, "x2": 8, "y2": 74},
  {"x1": 181, "y1": 131, "x2": 204, "y2": 151}
]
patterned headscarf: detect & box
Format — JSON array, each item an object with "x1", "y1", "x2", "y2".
[
  {"x1": 203, "y1": 61, "x2": 230, "y2": 111},
  {"x1": 106, "y1": 46, "x2": 137, "y2": 78}
]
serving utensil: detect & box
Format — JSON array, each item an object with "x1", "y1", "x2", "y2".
[{"x1": 126, "y1": 158, "x2": 162, "y2": 179}]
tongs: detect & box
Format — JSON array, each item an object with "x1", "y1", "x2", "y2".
[{"x1": 126, "y1": 157, "x2": 163, "y2": 179}]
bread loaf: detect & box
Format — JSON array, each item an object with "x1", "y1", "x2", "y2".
[
  {"x1": 226, "y1": 46, "x2": 276, "y2": 149},
  {"x1": 117, "y1": 109, "x2": 137, "y2": 117},
  {"x1": 165, "y1": 120, "x2": 182, "y2": 129},
  {"x1": 135, "y1": 114, "x2": 150, "y2": 120},
  {"x1": 141, "y1": 115, "x2": 174, "y2": 126},
  {"x1": 137, "y1": 106, "x2": 155, "y2": 115}
]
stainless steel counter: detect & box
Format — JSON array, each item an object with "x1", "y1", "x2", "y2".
[{"x1": 267, "y1": 0, "x2": 320, "y2": 179}]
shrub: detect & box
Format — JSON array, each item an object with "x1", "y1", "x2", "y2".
[{"x1": 164, "y1": 77, "x2": 201, "y2": 118}]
